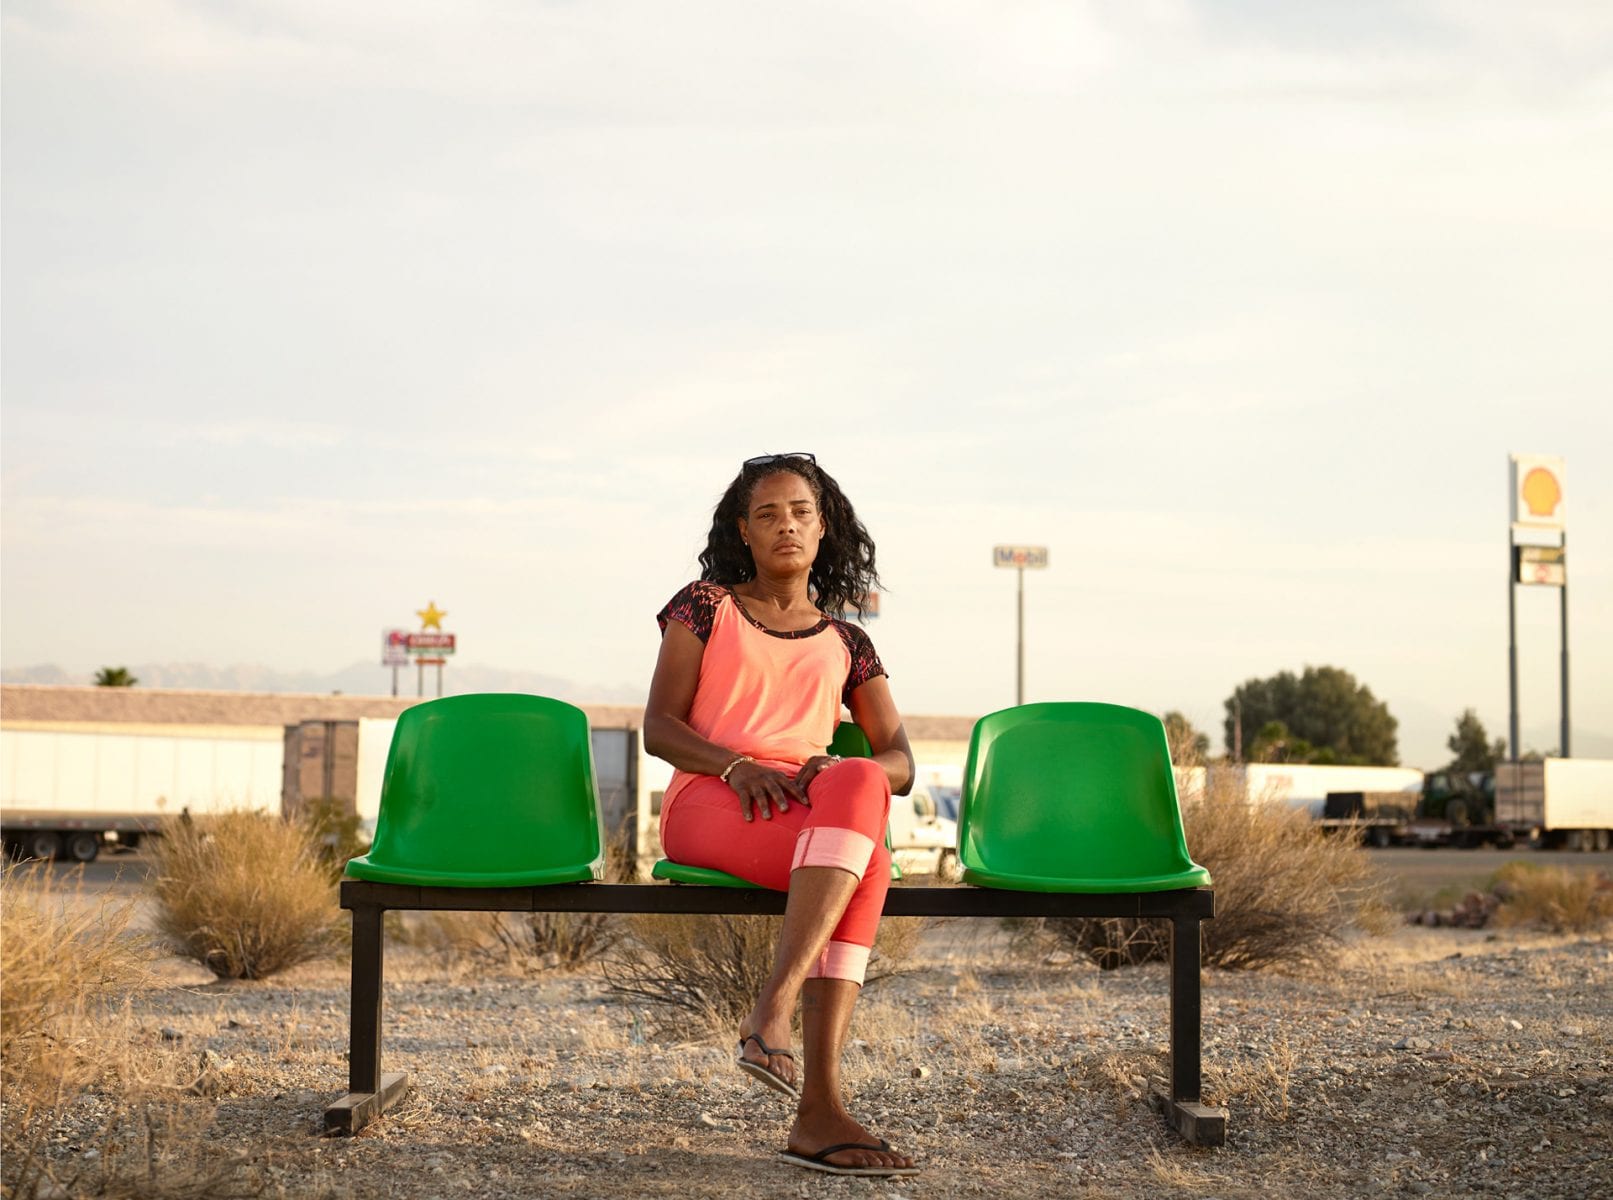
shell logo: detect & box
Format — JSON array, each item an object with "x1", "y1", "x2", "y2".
[{"x1": 1521, "y1": 467, "x2": 1562, "y2": 518}]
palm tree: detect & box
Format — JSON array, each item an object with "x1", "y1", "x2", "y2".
[{"x1": 93, "y1": 666, "x2": 138, "y2": 687}]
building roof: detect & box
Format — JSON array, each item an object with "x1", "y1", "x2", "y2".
[{"x1": 0, "y1": 684, "x2": 977, "y2": 740}]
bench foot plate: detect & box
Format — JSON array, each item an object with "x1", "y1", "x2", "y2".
[
  {"x1": 325, "y1": 1072, "x2": 410, "y2": 1135},
  {"x1": 1153, "y1": 1090, "x2": 1227, "y2": 1147}
]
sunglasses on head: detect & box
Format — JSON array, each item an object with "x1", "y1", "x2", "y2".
[{"x1": 744, "y1": 452, "x2": 816, "y2": 469}]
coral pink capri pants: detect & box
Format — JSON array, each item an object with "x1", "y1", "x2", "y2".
[{"x1": 660, "y1": 757, "x2": 892, "y2": 985}]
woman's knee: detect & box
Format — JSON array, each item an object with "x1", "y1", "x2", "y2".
[{"x1": 810, "y1": 758, "x2": 890, "y2": 811}]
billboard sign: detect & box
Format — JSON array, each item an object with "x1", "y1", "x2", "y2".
[
  {"x1": 382, "y1": 629, "x2": 411, "y2": 667},
  {"x1": 407, "y1": 633, "x2": 456, "y2": 656},
  {"x1": 993, "y1": 545, "x2": 1049, "y2": 570},
  {"x1": 1510, "y1": 454, "x2": 1565, "y2": 533},
  {"x1": 1516, "y1": 545, "x2": 1565, "y2": 587}
]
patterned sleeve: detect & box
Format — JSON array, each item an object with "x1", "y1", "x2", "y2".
[
  {"x1": 832, "y1": 621, "x2": 887, "y2": 706},
  {"x1": 657, "y1": 581, "x2": 723, "y2": 643}
]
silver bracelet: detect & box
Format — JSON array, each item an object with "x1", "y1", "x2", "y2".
[{"x1": 719, "y1": 754, "x2": 753, "y2": 783}]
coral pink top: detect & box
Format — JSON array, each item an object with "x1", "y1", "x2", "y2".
[{"x1": 656, "y1": 581, "x2": 885, "y2": 814}]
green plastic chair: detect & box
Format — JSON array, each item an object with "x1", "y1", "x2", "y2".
[
  {"x1": 345, "y1": 694, "x2": 605, "y2": 888},
  {"x1": 956, "y1": 702, "x2": 1211, "y2": 893},
  {"x1": 651, "y1": 721, "x2": 902, "y2": 886}
]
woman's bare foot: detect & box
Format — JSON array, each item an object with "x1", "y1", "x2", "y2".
[
  {"x1": 787, "y1": 1099, "x2": 916, "y2": 1172},
  {"x1": 737, "y1": 1004, "x2": 796, "y2": 1093}
]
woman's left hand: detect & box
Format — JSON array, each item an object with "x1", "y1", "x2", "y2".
[{"x1": 793, "y1": 754, "x2": 842, "y2": 794}]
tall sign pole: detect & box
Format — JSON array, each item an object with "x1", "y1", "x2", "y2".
[
  {"x1": 410, "y1": 602, "x2": 456, "y2": 699},
  {"x1": 1507, "y1": 537, "x2": 1519, "y2": 763},
  {"x1": 993, "y1": 545, "x2": 1049, "y2": 707},
  {"x1": 1508, "y1": 455, "x2": 1568, "y2": 758},
  {"x1": 1560, "y1": 530, "x2": 1570, "y2": 757},
  {"x1": 1017, "y1": 566, "x2": 1025, "y2": 706},
  {"x1": 381, "y1": 609, "x2": 458, "y2": 698}
]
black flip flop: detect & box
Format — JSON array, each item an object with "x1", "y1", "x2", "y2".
[
  {"x1": 735, "y1": 1034, "x2": 798, "y2": 1101},
  {"x1": 779, "y1": 1139, "x2": 921, "y2": 1177}
]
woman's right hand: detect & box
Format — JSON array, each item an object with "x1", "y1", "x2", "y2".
[{"x1": 726, "y1": 760, "x2": 806, "y2": 822}]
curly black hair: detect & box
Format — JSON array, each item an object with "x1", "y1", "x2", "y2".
[{"x1": 698, "y1": 456, "x2": 881, "y2": 621}]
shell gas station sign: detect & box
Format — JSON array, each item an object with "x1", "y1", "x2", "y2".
[
  {"x1": 1509, "y1": 455, "x2": 1566, "y2": 588},
  {"x1": 1505, "y1": 452, "x2": 1570, "y2": 760},
  {"x1": 1510, "y1": 454, "x2": 1565, "y2": 533}
]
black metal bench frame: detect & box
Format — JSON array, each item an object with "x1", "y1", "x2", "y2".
[{"x1": 326, "y1": 879, "x2": 1227, "y2": 1146}]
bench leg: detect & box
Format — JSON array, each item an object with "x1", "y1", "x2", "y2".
[
  {"x1": 1155, "y1": 912, "x2": 1227, "y2": 1147},
  {"x1": 324, "y1": 903, "x2": 409, "y2": 1134}
]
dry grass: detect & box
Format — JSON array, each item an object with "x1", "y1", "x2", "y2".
[
  {"x1": 0, "y1": 866, "x2": 258, "y2": 1199},
  {"x1": 296, "y1": 795, "x2": 372, "y2": 881},
  {"x1": 603, "y1": 913, "x2": 922, "y2": 1031},
  {"x1": 1042, "y1": 778, "x2": 1391, "y2": 971},
  {"x1": 394, "y1": 834, "x2": 638, "y2": 974},
  {"x1": 1490, "y1": 862, "x2": 1613, "y2": 934},
  {"x1": 405, "y1": 910, "x2": 623, "y2": 974},
  {"x1": 147, "y1": 811, "x2": 342, "y2": 980},
  {"x1": 604, "y1": 913, "x2": 783, "y2": 1029},
  {"x1": 1, "y1": 863, "x2": 151, "y2": 1101}
]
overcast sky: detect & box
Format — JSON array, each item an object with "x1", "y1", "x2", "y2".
[{"x1": 3, "y1": 1, "x2": 1609, "y2": 768}]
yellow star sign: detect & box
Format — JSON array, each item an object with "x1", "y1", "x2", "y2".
[{"x1": 416, "y1": 601, "x2": 447, "y2": 631}]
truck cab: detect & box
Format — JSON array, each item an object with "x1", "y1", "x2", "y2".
[{"x1": 886, "y1": 785, "x2": 961, "y2": 880}]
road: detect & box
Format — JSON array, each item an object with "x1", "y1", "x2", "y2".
[
  {"x1": 31, "y1": 849, "x2": 158, "y2": 895},
  {"x1": 18, "y1": 844, "x2": 1613, "y2": 903},
  {"x1": 1365, "y1": 844, "x2": 1613, "y2": 902}
]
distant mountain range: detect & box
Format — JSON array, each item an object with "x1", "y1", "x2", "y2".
[{"x1": 0, "y1": 661, "x2": 648, "y2": 705}]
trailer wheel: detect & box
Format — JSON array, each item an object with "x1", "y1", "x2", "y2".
[
  {"x1": 1593, "y1": 829, "x2": 1611, "y2": 853},
  {"x1": 24, "y1": 831, "x2": 62, "y2": 861},
  {"x1": 1366, "y1": 826, "x2": 1392, "y2": 849},
  {"x1": 64, "y1": 832, "x2": 101, "y2": 863},
  {"x1": 1563, "y1": 829, "x2": 1586, "y2": 852}
]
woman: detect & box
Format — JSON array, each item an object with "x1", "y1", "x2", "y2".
[{"x1": 643, "y1": 452, "x2": 919, "y2": 1178}]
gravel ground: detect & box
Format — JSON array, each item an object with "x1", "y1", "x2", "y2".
[{"x1": 12, "y1": 921, "x2": 1612, "y2": 1199}]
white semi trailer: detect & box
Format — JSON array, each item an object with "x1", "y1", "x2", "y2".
[
  {"x1": 1495, "y1": 759, "x2": 1613, "y2": 851},
  {"x1": 0, "y1": 725, "x2": 283, "y2": 861}
]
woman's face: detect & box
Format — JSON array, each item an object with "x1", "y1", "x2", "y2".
[{"x1": 739, "y1": 471, "x2": 824, "y2": 576}]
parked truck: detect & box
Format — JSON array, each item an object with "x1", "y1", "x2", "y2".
[
  {"x1": 1317, "y1": 790, "x2": 1421, "y2": 847},
  {"x1": 888, "y1": 783, "x2": 961, "y2": 880},
  {"x1": 1, "y1": 725, "x2": 283, "y2": 861},
  {"x1": 1495, "y1": 759, "x2": 1613, "y2": 851},
  {"x1": 1208, "y1": 763, "x2": 1424, "y2": 817}
]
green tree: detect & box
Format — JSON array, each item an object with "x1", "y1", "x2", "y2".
[
  {"x1": 1162, "y1": 711, "x2": 1211, "y2": 766},
  {"x1": 1247, "y1": 719, "x2": 1323, "y2": 764},
  {"x1": 93, "y1": 666, "x2": 138, "y2": 687},
  {"x1": 1223, "y1": 665, "x2": 1398, "y2": 766},
  {"x1": 1444, "y1": 709, "x2": 1505, "y2": 774}
]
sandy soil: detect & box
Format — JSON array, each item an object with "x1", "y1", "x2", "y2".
[{"x1": 11, "y1": 921, "x2": 1613, "y2": 1200}]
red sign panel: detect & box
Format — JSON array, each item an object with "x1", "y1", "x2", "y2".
[{"x1": 407, "y1": 633, "x2": 456, "y2": 655}]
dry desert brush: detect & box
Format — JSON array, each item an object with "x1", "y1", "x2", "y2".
[
  {"x1": 1490, "y1": 862, "x2": 1613, "y2": 934},
  {"x1": 605, "y1": 913, "x2": 921, "y2": 1031},
  {"x1": 148, "y1": 810, "x2": 342, "y2": 979},
  {"x1": 406, "y1": 908, "x2": 624, "y2": 975},
  {"x1": 1, "y1": 867, "x2": 258, "y2": 1199},
  {"x1": 1, "y1": 863, "x2": 150, "y2": 1100},
  {"x1": 1041, "y1": 778, "x2": 1389, "y2": 971},
  {"x1": 399, "y1": 831, "x2": 635, "y2": 974}
]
